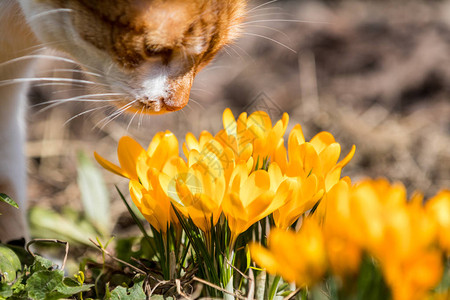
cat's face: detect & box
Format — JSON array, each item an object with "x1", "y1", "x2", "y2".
[{"x1": 19, "y1": 0, "x2": 246, "y2": 114}]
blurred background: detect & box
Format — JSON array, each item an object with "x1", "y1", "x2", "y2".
[{"x1": 26, "y1": 0, "x2": 450, "y2": 240}]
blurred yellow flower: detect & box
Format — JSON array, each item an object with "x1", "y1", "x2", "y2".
[
  {"x1": 327, "y1": 179, "x2": 444, "y2": 300},
  {"x1": 250, "y1": 220, "x2": 327, "y2": 286},
  {"x1": 322, "y1": 180, "x2": 362, "y2": 277},
  {"x1": 426, "y1": 190, "x2": 450, "y2": 253}
]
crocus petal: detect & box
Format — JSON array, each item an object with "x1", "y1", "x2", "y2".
[
  {"x1": 94, "y1": 152, "x2": 126, "y2": 178},
  {"x1": 319, "y1": 143, "x2": 341, "y2": 174},
  {"x1": 117, "y1": 136, "x2": 146, "y2": 180},
  {"x1": 249, "y1": 243, "x2": 279, "y2": 274},
  {"x1": 336, "y1": 144, "x2": 356, "y2": 168},
  {"x1": 310, "y1": 131, "x2": 336, "y2": 154},
  {"x1": 147, "y1": 131, "x2": 179, "y2": 171},
  {"x1": 223, "y1": 108, "x2": 237, "y2": 136}
]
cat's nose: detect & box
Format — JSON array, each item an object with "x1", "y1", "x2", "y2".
[
  {"x1": 162, "y1": 98, "x2": 187, "y2": 112},
  {"x1": 136, "y1": 95, "x2": 187, "y2": 113},
  {"x1": 162, "y1": 89, "x2": 190, "y2": 112}
]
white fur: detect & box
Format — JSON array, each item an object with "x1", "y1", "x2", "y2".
[{"x1": 0, "y1": 0, "x2": 39, "y2": 241}]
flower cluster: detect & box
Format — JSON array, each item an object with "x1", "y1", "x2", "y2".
[
  {"x1": 250, "y1": 179, "x2": 450, "y2": 300},
  {"x1": 95, "y1": 109, "x2": 354, "y2": 240}
]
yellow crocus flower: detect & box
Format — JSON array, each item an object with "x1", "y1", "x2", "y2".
[
  {"x1": 323, "y1": 180, "x2": 362, "y2": 277},
  {"x1": 95, "y1": 133, "x2": 179, "y2": 233},
  {"x1": 426, "y1": 190, "x2": 450, "y2": 253},
  {"x1": 216, "y1": 108, "x2": 289, "y2": 167},
  {"x1": 129, "y1": 170, "x2": 172, "y2": 233},
  {"x1": 222, "y1": 162, "x2": 293, "y2": 241},
  {"x1": 250, "y1": 220, "x2": 327, "y2": 286},
  {"x1": 340, "y1": 179, "x2": 444, "y2": 300},
  {"x1": 273, "y1": 173, "x2": 323, "y2": 230},
  {"x1": 94, "y1": 131, "x2": 179, "y2": 179},
  {"x1": 274, "y1": 124, "x2": 355, "y2": 190},
  {"x1": 160, "y1": 152, "x2": 226, "y2": 233},
  {"x1": 272, "y1": 124, "x2": 355, "y2": 225},
  {"x1": 94, "y1": 136, "x2": 146, "y2": 180}
]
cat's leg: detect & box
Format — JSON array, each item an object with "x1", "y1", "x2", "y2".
[
  {"x1": 0, "y1": 0, "x2": 39, "y2": 242},
  {"x1": 0, "y1": 82, "x2": 28, "y2": 242}
]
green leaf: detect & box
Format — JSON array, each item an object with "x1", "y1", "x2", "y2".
[
  {"x1": 29, "y1": 207, "x2": 97, "y2": 246},
  {"x1": 55, "y1": 277, "x2": 93, "y2": 295},
  {"x1": 77, "y1": 151, "x2": 110, "y2": 236},
  {"x1": 0, "y1": 194, "x2": 18, "y2": 209},
  {"x1": 0, "y1": 244, "x2": 22, "y2": 282},
  {"x1": 32, "y1": 256, "x2": 54, "y2": 272},
  {"x1": 0, "y1": 282, "x2": 13, "y2": 298},
  {"x1": 26, "y1": 270, "x2": 64, "y2": 300},
  {"x1": 357, "y1": 255, "x2": 390, "y2": 300},
  {"x1": 110, "y1": 281, "x2": 146, "y2": 300},
  {"x1": 268, "y1": 275, "x2": 281, "y2": 300}
]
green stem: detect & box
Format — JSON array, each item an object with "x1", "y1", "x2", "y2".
[{"x1": 268, "y1": 275, "x2": 281, "y2": 300}]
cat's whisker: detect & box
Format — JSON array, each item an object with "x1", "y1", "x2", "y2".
[
  {"x1": 226, "y1": 44, "x2": 253, "y2": 61},
  {"x1": 191, "y1": 88, "x2": 214, "y2": 95},
  {"x1": 248, "y1": 7, "x2": 283, "y2": 16},
  {"x1": 63, "y1": 105, "x2": 109, "y2": 126},
  {"x1": 200, "y1": 65, "x2": 233, "y2": 73},
  {"x1": 0, "y1": 54, "x2": 79, "y2": 69},
  {"x1": 17, "y1": 41, "x2": 63, "y2": 54},
  {"x1": 243, "y1": 24, "x2": 291, "y2": 41},
  {"x1": 138, "y1": 106, "x2": 145, "y2": 129},
  {"x1": 0, "y1": 77, "x2": 108, "y2": 88},
  {"x1": 97, "y1": 101, "x2": 137, "y2": 129},
  {"x1": 239, "y1": 19, "x2": 330, "y2": 26},
  {"x1": 48, "y1": 86, "x2": 90, "y2": 95},
  {"x1": 32, "y1": 92, "x2": 125, "y2": 107},
  {"x1": 32, "y1": 92, "x2": 125, "y2": 115},
  {"x1": 29, "y1": 8, "x2": 73, "y2": 22},
  {"x1": 50, "y1": 68, "x2": 103, "y2": 78},
  {"x1": 247, "y1": 0, "x2": 280, "y2": 14},
  {"x1": 242, "y1": 32, "x2": 297, "y2": 53},
  {"x1": 33, "y1": 98, "x2": 114, "y2": 115},
  {"x1": 30, "y1": 82, "x2": 86, "y2": 89},
  {"x1": 221, "y1": 47, "x2": 234, "y2": 59},
  {"x1": 188, "y1": 98, "x2": 206, "y2": 111},
  {"x1": 178, "y1": 106, "x2": 189, "y2": 126},
  {"x1": 246, "y1": 12, "x2": 290, "y2": 21},
  {"x1": 184, "y1": 103, "x2": 194, "y2": 113},
  {"x1": 224, "y1": 44, "x2": 247, "y2": 61},
  {"x1": 127, "y1": 109, "x2": 140, "y2": 131},
  {"x1": 0, "y1": 54, "x2": 104, "y2": 75}
]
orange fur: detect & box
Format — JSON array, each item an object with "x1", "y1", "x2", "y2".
[{"x1": 27, "y1": 0, "x2": 247, "y2": 112}]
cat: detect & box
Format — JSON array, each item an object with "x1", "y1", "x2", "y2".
[{"x1": 0, "y1": 0, "x2": 246, "y2": 242}]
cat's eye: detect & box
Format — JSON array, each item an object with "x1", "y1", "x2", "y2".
[{"x1": 144, "y1": 46, "x2": 173, "y2": 64}]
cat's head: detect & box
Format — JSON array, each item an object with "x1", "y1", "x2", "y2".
[{"x1": 19, "y1": 0, "x2": 246, "y2": 114}]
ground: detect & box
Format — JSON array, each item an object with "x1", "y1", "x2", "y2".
[{"x1": 26, "y1": 0, "x2": 450, "y2": 238}]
